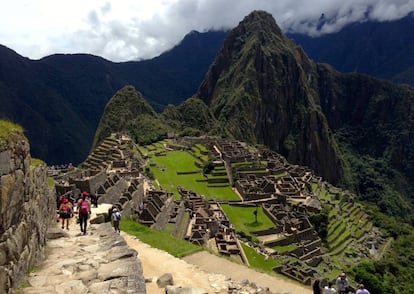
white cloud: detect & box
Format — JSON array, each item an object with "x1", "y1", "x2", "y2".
[{"x1": 0, "y1": 0, "x2": 413, "y2": 62}]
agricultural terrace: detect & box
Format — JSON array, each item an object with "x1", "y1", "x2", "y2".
[
  {"x1": 220, "y1": 204, "x2": 275, "y2": 238},
  {"x1": 147, "y1": 149, "x2": 240, "y2": 201},
  {"x1": 311, "y1": 181, "x2": 382, "y2": 281}
]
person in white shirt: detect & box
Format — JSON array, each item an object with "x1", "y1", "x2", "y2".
[
  {"x1": 324, "y1": 282, "x2": 337, "y2": 294},
  {"x1": 355, "y1": 284, "x2": 370, "y2": 294}
]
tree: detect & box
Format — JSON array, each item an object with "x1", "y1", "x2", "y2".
[{"x1": 253, "y1": 204, "x2": 259, "y2": 224}]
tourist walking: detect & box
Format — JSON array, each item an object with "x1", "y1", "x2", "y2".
[
  {"x1": 323, "y1": 281, "x2": 336, "y2": 294},
  {"x1": 77, "y1": 192, "x2": 91, "y2": 235},
  {"x1": 58, "y1": 198, "x2": 73, "y2": 230},
  {"x1": 111, "y1": 207, "x2": 122, "y2": 233},
  {"x1": 336, "y1": 272, "x2": 350, "y2": 294},
  {"x1": 90, "y1": 192, "x2": 98, "y2": 208},
  {"x1": 313, "y1": 279, "x2": 322, "y2": 294},
  {"x1": 355, "y1": 284, "x2": 370, "y2": 294}
]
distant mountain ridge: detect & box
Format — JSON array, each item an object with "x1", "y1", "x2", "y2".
[
  {"x1": 1, "y1": 13, "x2": 414, "y2": 170},
  {"x1": 287, "y1": 14, "x2": 414, "y2": 86},
  {"x1": 0, "y1": 31, "x2": 226, "y2": 164}
]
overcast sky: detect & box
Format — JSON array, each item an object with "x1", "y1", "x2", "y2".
[{"x1": 1, "y1": 0, "x2": 413, "y2": 62}]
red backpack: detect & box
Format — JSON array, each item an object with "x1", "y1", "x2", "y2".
[{"x1": 79, "y1": 200, "x2": 89, "y2": 215}]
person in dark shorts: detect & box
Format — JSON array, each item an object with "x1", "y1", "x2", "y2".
[{"x1": 76, "y1": 192, "x2": 91, "y2": 235}]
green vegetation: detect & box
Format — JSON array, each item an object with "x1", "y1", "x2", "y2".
[
  {"x1": 47, "y1": 177, "x2": 55, "y2": 188},
  {"x1": 336, "y1": 126, "x2": 414, "y2": 224},
  {"x1": 147, "y1": 150, "x2": 239, "y2": 201},
  {"x1": 120, "y1": 218, "x2": 202, "y2": 258},
  {"x1": 221, "y1": 204, "x2": 274, "y2": 238},
  {"x1": 272, "y1": 244, "x2": 297, "y2": 253},
  {"x1": 350, "y1": 229, "x2": 414, "y2": 294},
  {"x1": 30, "y1": 158, "x2": 45, "y2": 167},
  {"x1": 0, "y1": 120, "x2": 23, "y2": 140},
  {"x1": 93, "y1": 86, "x2": 171, "y2": 149},
  {"x1": 241, "y1": 243, "x2": 280, "y2": 272},
  {"x1": 308, "y1": 205, "x2": 329, "y2": 242}
]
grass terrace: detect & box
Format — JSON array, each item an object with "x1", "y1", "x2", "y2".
[
  {"x1": 191, "y1": 143, "x2": 209, "y2": 161},
  {"x1": 148, "y1": 150, "x2": 239, "y2": 201},
  {"x1": 120, "y1": 218, "x2": 202, "y2": 258},
  {"x1": 221, "y1": 204, "x2": 275, "y2": 238},
  {"x1": 272, "y1": 243, "x2": 298, "y2": 253},
  {"x1": 241, "y1": 243, "x2": 281, "y2": 272}
]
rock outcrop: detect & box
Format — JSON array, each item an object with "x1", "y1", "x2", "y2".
[{"x1": 0, "y1": 125, "x2": 55, "y2": 293}]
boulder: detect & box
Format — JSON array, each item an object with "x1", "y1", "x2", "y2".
[
  {"x1": 90, "y1": 214, "x2": 106, "y2": 224},
  {"x1": 157, "y1": 273, "x2": 174, "y2": 288}
]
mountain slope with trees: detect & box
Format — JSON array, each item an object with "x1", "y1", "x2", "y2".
[{"x1": 2, "y1": 15, "x2": 414, "y2": 166}]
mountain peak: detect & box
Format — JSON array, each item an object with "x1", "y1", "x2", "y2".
[
  {"x1": 197, "y1": 11, "x2": 344, "y2": 184},
  {"x1": 239, "y1": 10, "x2": 283, "y2": 37}
]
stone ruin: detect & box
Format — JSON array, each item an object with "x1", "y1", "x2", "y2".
[
  {"x1": 49, "y1": 133, "x2": 386, "y2": 288},
  {"x1": 0, "y1": 130, "x2": 55, "y2": 293}
]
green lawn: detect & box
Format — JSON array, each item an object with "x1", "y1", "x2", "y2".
[
  {"x1": 221, "y1": 204, "x2": 275, "y2": 236},
  {"x1": 120, "y1": 219, "x2": 202, "y2": 257},
  {"x1": 241, "y1": 243, "x2": 281, "y2": 272},
  {"x1": 272, "y1": 243, "x2": 298, "y2": 253},
  {"x1": 148, "y1": 150, "x2": 239, "y2": 201}
]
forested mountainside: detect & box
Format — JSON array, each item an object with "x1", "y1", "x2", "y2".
[
  {"x1": 1, "y1": 15, "x2": 414, "y2": 166},
  {"x1": 0, "y1": 31, "x2": 226, "y2": 165}
]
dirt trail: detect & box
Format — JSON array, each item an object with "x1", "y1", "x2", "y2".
[{"x1": 123, "y1": 232, "x2": 312, "y2": 294}]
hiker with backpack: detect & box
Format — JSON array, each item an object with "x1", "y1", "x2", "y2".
[
  {"x1": 111, "y1": 207, "x2": 122, "y2": 233},
  {"x1": 77, "y1": 191, "x2": 91, "y2": 235},
  {"x1": 58, "y1": 198, "x2": 73, "y2": 230}
]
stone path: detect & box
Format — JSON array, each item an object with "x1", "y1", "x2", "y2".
[
  {"x1": 20, "y1": 204, "x2": 145, "y2": 294},
  {"x1": 19, "y1": 204, "x2": 312, "y2": 294}
]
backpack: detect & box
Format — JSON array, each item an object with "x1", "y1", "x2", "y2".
[
  {"x1": 113, "y1": 211, "x2": 121, "y2": 221},
  {"x1": 60, "y1": 205, "x2": 72, "y2": 217},
  {"x1": 80, "y1": 200, "x2": 89, "y2": 215}
]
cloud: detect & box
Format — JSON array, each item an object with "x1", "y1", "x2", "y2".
[{"x1": 0, "y1": 0, "x2": 413, "y2": 62}]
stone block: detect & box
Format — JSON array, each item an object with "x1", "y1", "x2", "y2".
[
  {"x1": 90, "y1": 214, "x2": 106, "y2": 224},
  {"x1": 157, "y1": 272, "x2": 174, "y2": 288}
]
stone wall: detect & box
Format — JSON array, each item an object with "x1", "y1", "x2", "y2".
[{"x1": 0, "y1": 131, "x2": 55, "y2": 293}]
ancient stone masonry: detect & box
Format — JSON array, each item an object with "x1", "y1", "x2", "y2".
[
  {"x1": 50, "y1": 133, "x2": 385, "y2": 289},
  {"x1": 53, "y1": 133, "x2": 145, "y2": 212},
  {"x1": 0, "y1": 131, "x2": 55, "y2": 293}
]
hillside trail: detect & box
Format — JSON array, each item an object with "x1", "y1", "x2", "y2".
[{"x1": 24, "y1": 204, "x2": 312, "y2": 294}]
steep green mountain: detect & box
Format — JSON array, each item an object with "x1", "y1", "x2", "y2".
[
  {"x1": 93, "y1": 85, "x2": 170, "y2": 147},
  {"x1": 196, "y1": 11, "x2": 414, "y2": 223},
  {"x1": 317, "y1": 66, "x2": 414, "y2": 220},
  {"x1": 197, "y1": 11, "x2": 345, "y2": 185},
  {"x1": 162, "y1": 97, "x2": 217, "y2": 136}
]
